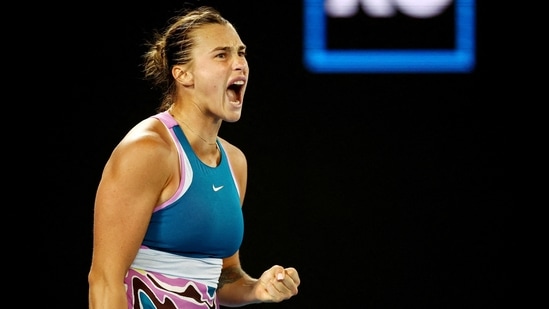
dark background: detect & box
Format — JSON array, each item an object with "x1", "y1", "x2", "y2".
[{"x1": 37, "y1": 0, "x2": 514, "y2": 308}]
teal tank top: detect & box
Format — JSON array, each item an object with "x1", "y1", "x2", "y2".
[{"x1": 142, "y1": 111, "x2": 244, "y2": 258}]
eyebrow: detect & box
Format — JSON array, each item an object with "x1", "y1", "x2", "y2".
[{"x1": 212, "y1": 45, "x2": 247, "y2": 53}]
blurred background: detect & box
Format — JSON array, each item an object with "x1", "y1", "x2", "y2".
[{"x1": 37, "y1": 0, "x2": 514, "y2": 307}]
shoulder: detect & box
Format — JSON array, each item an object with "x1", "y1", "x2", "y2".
[
  {"x1": 118, "y1": 117, "x2": 172, "y2": 155},
  {"x1": 219, "y1": 137, "x2": 246, "y2": 170},
  {"x1": 96, "y1": 116, "x2": 179, "y2": 217},
  {"x1": 106, "y1": 116, "x2": 177, "y2": 177}
]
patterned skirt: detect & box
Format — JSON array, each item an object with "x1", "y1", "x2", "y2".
[{"x1": 125, "y1": 268, "x2": 219, "y2": 309}]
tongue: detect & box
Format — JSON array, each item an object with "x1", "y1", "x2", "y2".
[{"x1": 227, "y1": 89, "x2": 237, "y2": 102}]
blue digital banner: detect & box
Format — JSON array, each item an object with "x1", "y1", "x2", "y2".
[{"x1": 303, "y1": 0, "x2": 476, "y2": 73}]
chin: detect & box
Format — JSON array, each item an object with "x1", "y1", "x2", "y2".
[{"x1": 225, "y1": 114, "x2": 242, "y2": 123}]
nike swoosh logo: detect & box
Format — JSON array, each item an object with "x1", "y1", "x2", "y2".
[{"x1": 212, "y1": 185, "x2": 224, "y2": 192}]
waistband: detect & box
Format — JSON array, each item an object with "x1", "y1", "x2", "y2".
[{"x1": 130, "y1": 247, "x2": 222, "y2": 287}]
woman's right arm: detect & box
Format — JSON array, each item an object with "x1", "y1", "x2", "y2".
[{"x1": 88, "y1": 118, "x2": 176, "y2": 309}]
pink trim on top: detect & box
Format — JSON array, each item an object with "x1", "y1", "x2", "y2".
[
  {"x1": 155, "y1": 110, "x2": 179, "y2": 127},
  {"x1": 151, "y1": 111, "x2": 190, "y2": 212}
]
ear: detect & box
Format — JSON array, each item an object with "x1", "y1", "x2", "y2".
[{"x1": 172, "y1": 65, "x2": 193, "y2": 86}]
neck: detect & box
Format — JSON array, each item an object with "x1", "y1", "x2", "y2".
[{"x1": 168, "y1": 109, "x2": 218, "y2": 146}]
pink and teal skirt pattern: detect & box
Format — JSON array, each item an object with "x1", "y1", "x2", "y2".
[{"x1": 125, "y1": 268, "x2": 218, "y2": 309}]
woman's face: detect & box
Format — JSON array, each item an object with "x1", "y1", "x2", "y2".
[{"x1": 186, "y1": 23, "x2": 249, "y2": 123}]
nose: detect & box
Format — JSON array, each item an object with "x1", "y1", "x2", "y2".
[{"x1": 234, "y1": 56, "x2": 248, "y2": 74}]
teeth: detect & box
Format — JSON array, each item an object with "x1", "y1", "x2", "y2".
[{"x1": 233, "y1": 80, "x2": 244, "y2": 85}]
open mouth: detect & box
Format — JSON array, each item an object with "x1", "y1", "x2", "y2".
[{"x1": 227, "y1": 80, "x2": 245, "y2": 104}]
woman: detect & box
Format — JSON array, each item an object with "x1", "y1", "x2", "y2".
[{"x1": 88, "y1": 6, "x2": 300, "y2": 308}]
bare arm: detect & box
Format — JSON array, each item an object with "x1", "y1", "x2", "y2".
[
  {"x1": 217, "y1": 252, "x2": 300, "y2": 307},
  {"x1": 88, "y1": 118, "x2": 178, "y2": 309},
  {"x1": 216, "y1": 139, "x2": 301, "y2": 306}
]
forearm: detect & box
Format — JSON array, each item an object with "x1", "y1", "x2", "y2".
[
  {"x1": 216, "y1": 266, "x2": 260, "y2": 307},
  {"x1": 88, "y1": 277, "x2": 128, "y2": 309}
]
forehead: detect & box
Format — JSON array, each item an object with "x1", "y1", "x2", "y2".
[{"x1": 191, "y1": 23, "x2": 244, "y2": 50}]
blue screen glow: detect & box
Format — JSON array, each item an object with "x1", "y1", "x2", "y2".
[{"x1": 303, "y1": 0, "x2": 476, "y2": 73}]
